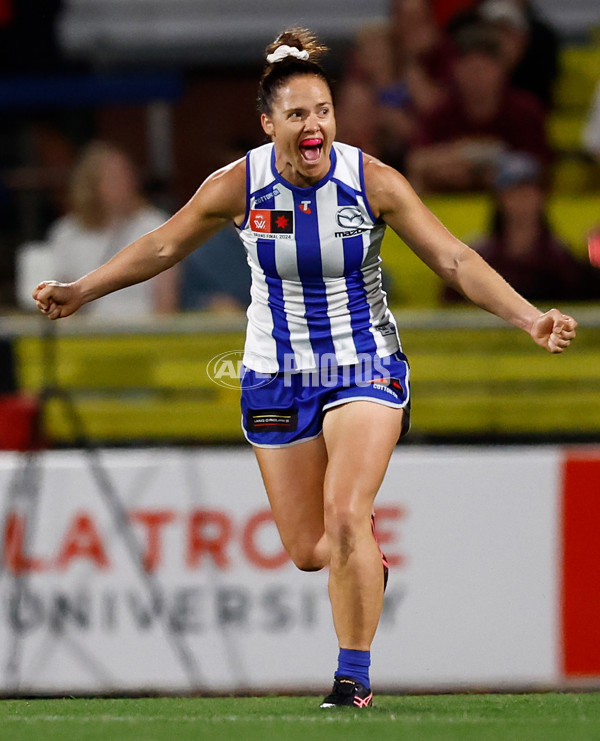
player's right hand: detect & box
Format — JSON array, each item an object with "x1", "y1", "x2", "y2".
[{"x1": 32, "y1": 281, "x2": 84, "y2": 320}]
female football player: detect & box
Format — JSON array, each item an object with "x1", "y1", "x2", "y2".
[{"x1": 33, "y1": 27, "x2": 577, "y2": 708}]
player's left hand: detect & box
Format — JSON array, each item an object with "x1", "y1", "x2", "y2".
[{"x1": 530, "y1": 309, "x2": 577, "y2": 354}]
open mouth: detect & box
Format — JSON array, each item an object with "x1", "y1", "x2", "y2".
[{"x1": 299, "y1": 138, "x2": 323, "y2": 163}]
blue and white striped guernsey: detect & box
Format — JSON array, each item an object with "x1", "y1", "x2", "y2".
[{"x1": 237, "y1": 141, "x2": 401, "y2": 373}]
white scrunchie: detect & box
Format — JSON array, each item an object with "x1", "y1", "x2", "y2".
[{"x1": 266, "y1": 45, "x2": 310, "y2": 64}]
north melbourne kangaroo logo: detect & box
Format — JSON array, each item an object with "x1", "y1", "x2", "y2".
[{"x1": 336, "y1": 206, "x2": 365, "y2": 229}]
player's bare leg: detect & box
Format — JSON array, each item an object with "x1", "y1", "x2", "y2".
[
  {"x1": 317, "y1": 401, "x2": 403, "y2": 707},
  {"x1": 322, "y1": 401, "x2": 403, "y2": 649},
  {"x1": 253, "y1": 436, "x2": 329, "y2": 571},
  {"x1": 253, "y1": 403, "x2": 403, "y2": 707}
]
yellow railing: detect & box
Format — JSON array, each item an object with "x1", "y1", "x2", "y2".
[{"x1": 6, "y1": 305, "x2": 599, "y2": 444}]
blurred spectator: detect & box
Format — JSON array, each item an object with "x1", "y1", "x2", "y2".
[
  {"x1": 583, "y1": 80, "x2": 600, "y2": 163},
  {"x1": 180, "y1": 224, "x2": 251, "y2": 313},
  {"x1": 407, "y1": 23, "x2": 551, "y2": 193},
  {"x1": 443, "y1": 153, "x2": 599, "y2": 303},
  {"x1": 42, "y1": 141, "x2": 178, "y2": 318},
  {"x1": 0, "y1": 1, "x2": 92, "y2": 304},
  {"x1": 335, "y1": 0, "x2": 454, "y2": 170},
  {"x1": 477, "y1": 0, "x2": 560, "y2": 109},
  {"x1": 583, "y1": 82, "x2": 600, "y2": 269},
  {"x1": 444, "y1": 2, "x2": 560, "y2": 108},
  {"x1": 430, "y1": 0, "x2": 478, "y2": 28}
]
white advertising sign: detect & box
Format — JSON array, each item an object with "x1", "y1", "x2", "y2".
[{"x1": 0, "y1": 447, "x2": 560, "y2": 694}]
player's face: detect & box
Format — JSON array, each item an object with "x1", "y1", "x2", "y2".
[{"x1": 261, "y1": 74, "x2": 336, "y2": 186}]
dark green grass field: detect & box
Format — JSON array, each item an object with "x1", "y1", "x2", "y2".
[{"x1": 2, "y1": 693, "x2": 600, "y2": 741}]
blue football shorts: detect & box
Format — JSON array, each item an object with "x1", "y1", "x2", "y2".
[{"x1": 240, "y1": 350, "x2": 411, "y2": 448}]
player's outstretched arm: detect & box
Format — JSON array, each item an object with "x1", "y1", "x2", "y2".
[
  {"x1": 363, "y1": 155, "x2": 577, "y2": 353},
  {"x1": 33, "y1": 158, "x2": 246, "y2": 320}
]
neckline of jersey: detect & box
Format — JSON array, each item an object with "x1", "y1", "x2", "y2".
[{"x1": 270, "y1": 143, "x2": 337, "y2": 193}]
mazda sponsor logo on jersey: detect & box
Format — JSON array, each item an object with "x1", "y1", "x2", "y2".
[
  {"x1": 336, "y1": 206, "x2": 365, "y2": 229},
  {"x1": 335, "y1": 206, "x2": 368, "y2": 237},
  {"x1": 250, "y1": 209, "x2": 294, "y2": 237}
]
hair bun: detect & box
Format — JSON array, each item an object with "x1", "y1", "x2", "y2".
[{"x1": 264, "y1": 27, "x2": 328, "y2": 67}]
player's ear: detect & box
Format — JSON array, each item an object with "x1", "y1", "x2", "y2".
[{"x1": 261, "y1": 113, "x2": 275, "y2": 138}]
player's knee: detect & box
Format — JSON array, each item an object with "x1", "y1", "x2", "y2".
[
  {"x1": 287, "y1": 541, "x2": 329, "y2": 572},
  {"x1": 324, "y1": 500, "x2": 364, "y2": 557},
  {"x1": 294, "y1": 557, "x2": 327, "y2": 572},
  {"x1": 289, "y1": 549, "x2": 328, "y2": 572}
]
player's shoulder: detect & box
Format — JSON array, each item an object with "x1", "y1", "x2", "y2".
[
  {"x1": 198, "y1": 155, "x2": 247, "y2": 216},
  {"x1": 206, "y1": 155, "x2": 247, "y2": 189},
  {"x1": 361, "y1": 151, "x2": 400, "y2": 183},
  {"x1": 361, "y1": 151, "x2": 412, "y2": 213}
]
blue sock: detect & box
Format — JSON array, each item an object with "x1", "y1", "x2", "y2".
[{"x1": 335, "y1": 648, "x2": 371, "y2": 689}]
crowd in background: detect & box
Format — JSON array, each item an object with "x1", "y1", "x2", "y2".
[
  {"x1": 1, "y1": 0, "x2": 600, "y2": 314},
  {"x1": 336, "y1": 0, "x2": 600, "y2": 303}
]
